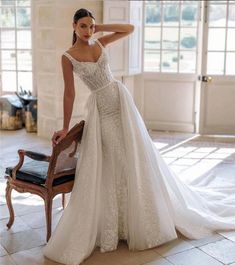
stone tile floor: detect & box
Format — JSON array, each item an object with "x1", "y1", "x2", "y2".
[{"x1": 0, "y1": 128, "x2": 235, "y2": 265}]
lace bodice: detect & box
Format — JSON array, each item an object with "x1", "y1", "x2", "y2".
[{"x1": 63, "y1": 39, "x2": 115, "y2": 92}]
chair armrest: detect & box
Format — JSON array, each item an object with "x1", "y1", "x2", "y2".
[
  {"x1": 23, "y1": 150, "x2": 50, "y2": 162},
  {"x1": 8, "y1": 150, "x2": 50, "y2": 180}
]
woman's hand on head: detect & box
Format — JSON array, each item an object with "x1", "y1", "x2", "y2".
[
  {"x1": 51, "y1": 128, "x2": 68, "y2": 147},
  {"x1": 94, "y1": 24, "x2": 100, "y2": 34}
]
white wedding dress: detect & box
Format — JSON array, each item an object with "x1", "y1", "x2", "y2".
[{"x1": 43, "y1": 39, "x2": 235, "y2": 265}]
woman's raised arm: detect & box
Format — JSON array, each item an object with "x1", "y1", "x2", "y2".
[{"x1": 94, "y1": 23, "x2": 135, "y2": 47}]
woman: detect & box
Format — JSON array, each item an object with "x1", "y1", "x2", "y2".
[{"x1": 44, "y1": 8, "x2": 235, "y2": 265}]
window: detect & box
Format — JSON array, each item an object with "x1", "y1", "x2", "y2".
[
  {"x1": 144, "y1": 0, "x2": 199, "y2": 73},
  {"x1": 207, "y1": 1, "x2": 235, "y2": 75},
  {"x1": 0, "y1": 0, "x2": 32, "y2": 95}
]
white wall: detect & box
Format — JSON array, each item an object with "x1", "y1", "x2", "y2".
[
  {"x1": 33, "y1": 0, "x2": 103, "y2": 138},
  {"x1": 133, "y1": 73, "x2": 197, "y2": 133}
]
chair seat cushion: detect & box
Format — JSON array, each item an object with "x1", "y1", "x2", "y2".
[{"x1": 5, "y1": 160, "x2": 75, "y2": 186}]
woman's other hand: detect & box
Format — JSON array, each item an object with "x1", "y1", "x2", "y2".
[{"x1": 51, "y1": 128, "x2": 68, "y2": 147}]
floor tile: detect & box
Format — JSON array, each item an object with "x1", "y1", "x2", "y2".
[
  {"x1": 154, "y1": 238, "x2": 194, "y2": 257},
  {"x1": 166, "y1": 248, "x2": 222, "y2": 265},
  {"x1": 1, "y1": 229, "x2": 45, "y2": 254},
  {"x1": 199, "y1": 239, "x2": 235, "y2": 264},
  {"x1": 219, "y1": 230, "x2": 235, "y2": 242},
  {"x1": 0, "y1": 204, "x2": 10, "y2": 220},
  {"x1": 0, "y1": 245, "x2": 8, "y2": 257},
  {"x1": 144, "y1": 258, "x2": 173, "y2": 265},
  {"x1": 0, "y1": 255, "x2": 16, "y2": 265},
  {"x1": 13, "y1": 201, "x2": 45, "y2": 217},
  {"x1": 83, "y1": 242, "x2": 162, "y2": 265},
  {"x1": 34, "y1": 227, "x2": 56, "y2": 244},
  {"x1": 19, "y1": 212, "x2": 46, "y2": 229},
  {"x1": 186, "y1": 234, "x2": 224, "y2": 247},
  {"x1": 11, "y1": 246, "x2": 62, "y2": 265},
  {"x1": 0, "y1": 217, "x2": 31, "y2": 235}
]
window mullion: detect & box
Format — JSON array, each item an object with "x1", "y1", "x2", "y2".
[
  {"x1": 15, "y1": 2, "x2": 19, "y2": 92},
  {"x1": 224, "y1": 0, "x2": 229, "y2": 75},
  {"x1": 160, "y1": 1, "x2": 163, "y2": 72},
  {"x1": 178, "y1": 1, "x2": 182, "y2": 74}
]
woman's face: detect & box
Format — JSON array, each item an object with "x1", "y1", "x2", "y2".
[{"x1": 73, "y1": 16, "x2": 95, "y2": 42}]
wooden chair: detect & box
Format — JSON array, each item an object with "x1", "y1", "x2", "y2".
[{"x1": 4, "y1": 120, "x2": 85, "y2": 242}]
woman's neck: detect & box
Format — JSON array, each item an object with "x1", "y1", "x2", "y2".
[{"x1": 73, "y1": 37, "x2": 91, "y2": 48}]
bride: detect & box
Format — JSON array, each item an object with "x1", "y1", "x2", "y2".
[{"x1": 43, "y1": 8, "x2": 235, "y2": 265}]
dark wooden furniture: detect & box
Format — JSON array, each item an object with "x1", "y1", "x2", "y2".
[{"x1": 4, "y1": 120, "x2": 85, "y2": 241}]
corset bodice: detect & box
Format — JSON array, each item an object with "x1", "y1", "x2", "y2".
[{"x1": 63, "y1": 39, "x2": 115, "y2": 92}]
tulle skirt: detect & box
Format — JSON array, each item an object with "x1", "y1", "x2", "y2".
[{"x1": 44, "y1": 80, "x2": 235, "y2": 265}]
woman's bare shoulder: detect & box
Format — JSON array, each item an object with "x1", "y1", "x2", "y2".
[{"x1": 64, "y1": 47, "x2": 79, "y2": 55}]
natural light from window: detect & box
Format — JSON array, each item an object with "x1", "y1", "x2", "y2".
[
  {"x1": 0, "y1": 0, "x2": 32, "y2": 94},
  {"x1": 144, "y1": 0, "x2": 199, "y2": 73}
]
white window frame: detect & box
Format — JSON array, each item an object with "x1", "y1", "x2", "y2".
[
  {"x1": 0, "y1": 0, "x2": 33, "y2": 95},
  {"x1": 143, "y1": 0, "x2": 200, "y2": 74}
]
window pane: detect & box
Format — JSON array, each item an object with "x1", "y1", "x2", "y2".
[
  {"x1": 210, "y1": 1, "x2": 227, "y2": 3},
  {"x1": 207, "y1": 52, "x2": 224, "y2": 75},
  {"x1": 181, "y1": 1, "x2": 198, "y2": 3},
  {"x1": 1, "y1": 50, "x2": 16, "y2": 70},
  {"x1": 181, "y1": 4, "x2": 198, "y2": 27},
  {"x1": 145, "y1": 27, "x2": 161, "y2": 49},
  {"x1": 179, "y1": 51, "x2": 196, "y2": 73},
  {"x1": 228, "y1": 4, "x2": 235, "y2": 27},
  {"x1": 227, "y1": 29, "x2": 235, "y2": 51},
  {"x1": 145, "y1": 4, "x2": 161, "y2": 25},
  {"x1": 162, "y1": 50, "x2": 178, "y2": 72},
  {"x1": 145, "y1": 0, "x2": 158, "y2": 3},
  {"x1": 144, "y1": 50, "x2": 160, "y2": 72},
  {"x1": 208, "y1": 28, "x2": 225, "y2": 51},
  {"x1": 17, "y1": 50, "x2": 32, "y2": 70},
  {"x1": 162, "y1": 28, "x2": 178, "y2": 50},
  {"x1": 16, "y1": 7, "x2": 30, "y2": 27},
  {"x1": 17, "y1": 30, "x2": 31, "y2": 49},
  {"x1": 1, "y1": 7, "x2": 15, "y2": 27},
  {"x1": 180, "y1": 28, "x2": 197, "y2": 50},
  {"x1": 163, "y1": 4, "x2": 180, "y2": 26},
  {"x1": 162, "y1": 0, "x2": 175, "y2": 3},
  {"x1": 1, "y1": 0, "x2": 15, "y2": 6},
  {"x1": 1, "y1": 29, "x2": 15, "y2": 49},
  {"x1": 16, "y1": 0, "x2": 31, "y2": 6},
  {"x1": 2, "y1": 71, "x2": 17, "y2": 92},
  {"x1": 209, "y1": 4, "x2": 227, "y2": 27},
  {"x1": 18, "y1": 71, "x2": 32, "y2": 92}
]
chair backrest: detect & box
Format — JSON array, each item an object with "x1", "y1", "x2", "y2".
[{"x1": 45, "y1": 120, "x2": 85, "y2": 187}]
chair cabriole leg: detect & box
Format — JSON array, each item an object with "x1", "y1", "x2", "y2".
[
  {"x1": 44, "y1": 195, "x2": 53, "y2": 242},
  {"x1": 5, "y1": 181, "x2": 15, "y2": 229}
]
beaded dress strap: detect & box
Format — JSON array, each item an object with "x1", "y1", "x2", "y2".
[
  {"x1": 63, "y1": 52, "x2": 74, "y2": 63},
  {"x1": 95, "y1": 39, "x2": 105, "y2": 50}
]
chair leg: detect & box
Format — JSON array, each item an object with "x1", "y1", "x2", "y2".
[
  {"x1": 62, "y1": 193, "x2": 65, "y2": 209},
  {"x1": 5, "y1": 181, "x2": 15, "y2": 229},
  {"x1": 44, "y1": 195, "x2": 53, "y2": 242}
]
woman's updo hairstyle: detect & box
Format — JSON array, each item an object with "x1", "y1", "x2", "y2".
[{"x1": 72, "y1": 8, "x2": 95, "y2": 45}]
